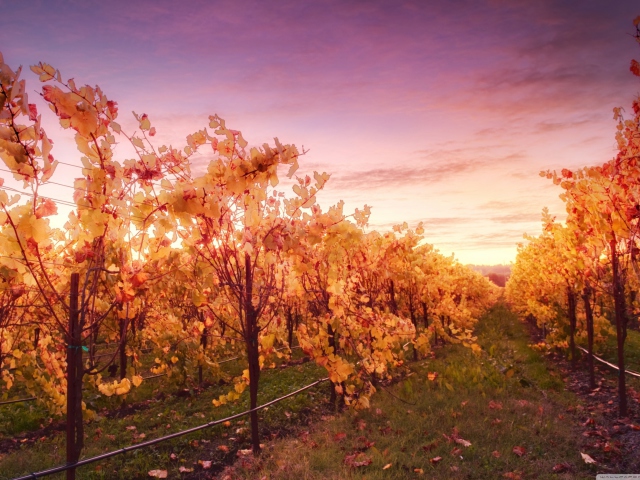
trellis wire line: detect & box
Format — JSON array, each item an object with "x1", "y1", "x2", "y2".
[
  {"x1": 0, "y1": 167, "x2": 169, "y2": 208},
  {"x1": 576, "y1": 346, "x2": 640, "y2": 379},
  {"x1": 0, "y1": 396, "x2": 37, "y2": 406},
  {"x1": 11, "y1": 377, "x2": 329, "y2": 480}
]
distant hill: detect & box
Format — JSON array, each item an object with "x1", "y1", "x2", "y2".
[
  {"x1": 467, "y1": 264, "x2": 511, "y2": 287},
  {"x1": 467, "y1": 264, "x2": 511, "y2": 276}
]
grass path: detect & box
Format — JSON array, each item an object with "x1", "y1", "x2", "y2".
[{"x1": 227, "y1": 302, "x2": 600, "y2": 479}]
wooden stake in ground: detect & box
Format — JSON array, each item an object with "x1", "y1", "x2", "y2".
[{"x1": 66, "y1": 272, "x2": 83, "y2": 480}]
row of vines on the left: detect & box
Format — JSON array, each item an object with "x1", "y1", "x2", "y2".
[{"x1": 0, "y1": 51, "x2": 498, "y2": 465}]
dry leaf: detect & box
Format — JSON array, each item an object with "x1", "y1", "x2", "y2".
[
  {"x1": 512, "y1": 446, "x2": 526, "y2": 457},
  {"x1": 489, "y1": 401, "x2": 503, "y2": 410},
  {"x1": 198, "y1": 460, "x2": 212, "y2": 469},
  {"x1": 492, "y1": 450, "x2": 501, "y2": 458},
  {"x1": 148, "y1": 470, "x2": 167, "y2": 478},
  {"x1": 344, "y1": 453, "x2": 372, "y2": 468},
  {"x1": 333, "y1": 432, "x2": 347, "y2": 442},
  {"x1": 455, "y1": 438, "x2": 472, "y2": 447},
  {"x1": 580, "y1": 452, "x2": 596, "y2": 464},
  {"x1": 382, "y1": 463, "x2": 392, "y2": 470},
  {"x1": 217, "y1": 445, "x2": 230, "y2": 453},
  {"x1": 427, "y1": 372, "x2": 438, "y2": 381},
  {"x1": 179, "y1": 466, "x2": 194, "y2": 473},
  {"x1": 552, "y1": 463, "x2": 571, "y2": 473},
  {"x1": 430, "y1": 456, "x2": 442, "y2": 464}
]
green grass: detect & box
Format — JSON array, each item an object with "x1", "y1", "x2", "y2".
[
  {"x1": 228, "y1": 303, "x2": 598, "y2": 479},
  {"x1": 0, "y1": 350, "x2": 328, "y2": 480}
]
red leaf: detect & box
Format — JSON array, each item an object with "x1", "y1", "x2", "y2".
[
  {"x1": 552, "y1": 463, "x2": 571, "y2": 473},
  {"x1": 333, "y1": 432, "x2": 347, "y2": 442},
  {"x1": 512, "y1": 446, "x2": 526, "y2": 457},
  {"x1": 631, "y1": 59, "x2": 640, "y2": 77},
  {"x1": 430, "y1": 456, "x2": 443, "y2": 464},
  {"x1": 28, "y1": 104, "x2": 38, "y2": 121}
]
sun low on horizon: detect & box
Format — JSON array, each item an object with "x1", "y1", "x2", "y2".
[{"x1": 1, "y1": 0, "x2": 639, "y2": 266}]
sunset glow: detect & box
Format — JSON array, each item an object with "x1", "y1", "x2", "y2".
[{"x1": 2, "y1": 0, "x2": 638, "y2": 264}]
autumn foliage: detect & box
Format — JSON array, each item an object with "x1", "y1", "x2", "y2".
[
  {"x1": 0, "y1": 51, "x2": 497, "y2": 456},
  {"x1": 507, "y1": 15, "x2": 640, "y2": 417}
]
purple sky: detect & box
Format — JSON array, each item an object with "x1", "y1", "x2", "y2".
[{"x1": 1, "y1": 0, "x2": 639, "y2": 264}]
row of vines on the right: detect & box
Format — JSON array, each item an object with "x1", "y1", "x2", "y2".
[{"x1": 505, "y1": 16, "x2": 640, "y2": 417}]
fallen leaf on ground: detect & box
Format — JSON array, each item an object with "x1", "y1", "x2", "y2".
[
  {"x1": 427, "y1": 372, "x2": 438, "y2": 381},
  {"x1": 489, "y1": 401, "x2": 503, "y2": 410},
  {"x1": 217, "y1": 445, "x2": 230, "y2": 453},
  {"x1": 178, "y1": 466, "x2": 194, "y2": 473},
  {"x1": 492, "y1": 450, "x2": 501, "y2": 458},
  {"x1": 455, "y1": 438, "x2": 472, "y2": 447},
  {"x1": 580, "y1": 452, "x2": 596, "y2": 464},
  {"x1": 512, "y1": 446, "x2": 526, "y2": 457},
  {"x1": 503, "y1": 472, "x2": 522, "y2": 480},
  {"x1": 344, "y1": 453, "x2": 372, "y2": 468},
  {"x1": 333, "y1": 432, "x2": 347, "y2": 442},
  {"x1": 552, "y1": 463, "x2": 571, "y2": 473},
  {"x1": 148, "y1": 470, "x2": 167, "y2": 478},
  {"x1": 430, "y1": 456, "x2": 442, "y2": 464},
  {"x1": 382, "y1": 463, "x2": 392, "y2": 470},
  {"x1": 423, "y1": 441, "x2": 438, "y2": 451},
  {"x1": 198, "y1": 460, "x2": 212, "y2": 469}
]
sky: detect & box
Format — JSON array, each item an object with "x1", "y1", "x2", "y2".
[{"x1": 1, "y1": 0, "x2": 639, "y2": 264}]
